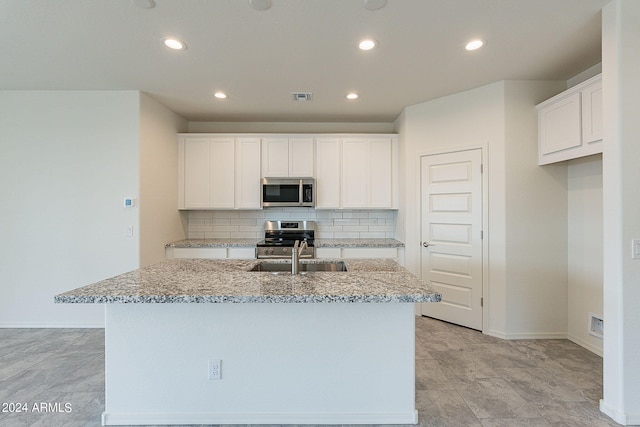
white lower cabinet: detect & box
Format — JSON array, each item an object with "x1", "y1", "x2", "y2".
[
  {"x1": 166, "y1": 247, "x2": 256, "y2": 259},
  {"x1": 316, "y1": 247, "x2": 399, "y2": 259}
]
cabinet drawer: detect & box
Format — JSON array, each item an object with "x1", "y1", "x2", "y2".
[{"x1": 342, "y1": 247, "x2": 398, "y2": 259}]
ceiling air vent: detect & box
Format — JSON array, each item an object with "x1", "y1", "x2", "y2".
[{"x1": 292, "y1": 92, "x2": 313, "y2": 101}]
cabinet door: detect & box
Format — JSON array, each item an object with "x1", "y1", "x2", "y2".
[
  {"x1": 236, "y1": 138, "x2": 262, "y2": 209},
  {"x1": 315, "y1": 137, "x2": 341, "y2": 209},
  {"x1": 539, "y1": 92, "x2": 582, "y2": 161},
  {"x1": 582, "y1": 79, "x2": 603, "y2": 144},
  {"x1": 289, "y1": 138, "x2": 314, "y2": 177},
  {"x1": 262, "y1": 138, "x2": 289, "y2": 177},
  {"x1": 209, "y1": 138, "x2": 236, "y2": 209},
  {"x1": 342, "y1": 139, "x2": 369, "y2": 208},
  {"x1": 183, "y1": 137, "x2": 211, "y2": 209},
  {"x1": 369, "y1": 139, "x2": 393, "y2": 208}
]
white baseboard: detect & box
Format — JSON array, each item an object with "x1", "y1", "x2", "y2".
[
  {"x1": 102, "y1": 410, "x2": 419, "y2": 426},
  {"x1": 484, "y1": 329, "x2": 567, "y2": 340},
  {"x1": 567, "y1": 334, "x2": 603, "y2": 357},
  {"x1": 0, "y1": 323, "x2": 104, "y2": 328},
  {"x1": 600, "y1": 399, "x2": 640, "y2": 425}
]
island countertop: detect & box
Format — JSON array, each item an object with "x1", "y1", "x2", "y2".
[{"x1": 54, "y1": 259, "x2": 440, "y2": 304}]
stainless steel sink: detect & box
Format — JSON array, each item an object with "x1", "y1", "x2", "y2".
[{"x1": 249, "y1": 261, "x2": 347, "y2": 273}]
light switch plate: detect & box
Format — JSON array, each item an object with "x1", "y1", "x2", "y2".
[{"x1": 632, "y1": 239, "x2": 640, "y2": 259}]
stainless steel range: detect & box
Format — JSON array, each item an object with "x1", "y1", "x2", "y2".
[{"x1": 256, "y1": 220, "x2": 315, "y2": 259}]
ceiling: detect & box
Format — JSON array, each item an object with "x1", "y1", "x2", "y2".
[{"x1": 0, "y1": 0, "x2": 609, "y2": 123}]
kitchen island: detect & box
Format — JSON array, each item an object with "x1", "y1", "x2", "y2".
[{"x1": 56, "y1": 258, "x2": 440, "y2": 426}]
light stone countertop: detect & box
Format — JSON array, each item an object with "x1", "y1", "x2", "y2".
[
  {"x1": 165, "y1": 238, "x2": 260, "y2": 248},
  {"x1": 165, "y1": 238, "x2": 404, "y2": 248},
  {"x1": 54, "y1": 259, "x2": 440, "y2": 304},
  {"x1": 315, "y1": 238, "x2": 404, "y2": 248}
]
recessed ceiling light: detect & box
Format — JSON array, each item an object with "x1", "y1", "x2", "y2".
[
  {"x1": 363, "y1": 0, "x2": 387, "y2": 11},
  {"x1": 465, "y1": 39, "x2": 485, "y2": 51},
  {"x1": 248, "y1": 0, "x2": 271, "y2": 11},
  {"x1": 346, "y1": 93, "x2": 359, "y2": 100},
  {"x1": 214, "y1": 92, "x2": 228, "y2": 99},
  {"x1": 131, "y1": 0, "x2": 155, "y2": 9},
  {"x1": 358, "y1": 39, "x2": 378, "y2": 51},
  {"x1": 163, "y1": 38, "x2": 187, "y2": 51}
]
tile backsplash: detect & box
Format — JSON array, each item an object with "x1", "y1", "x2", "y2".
[{"x1": 187, "y1": 209, "x2": 397, "y2": 239}]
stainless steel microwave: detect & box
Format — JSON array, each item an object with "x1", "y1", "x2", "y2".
[{"x1": 261, "y1": 178, "x2": 315, "y2": 208}]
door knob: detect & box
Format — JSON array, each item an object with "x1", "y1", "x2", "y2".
[{"x1": 422, "y1": 241, "x2": 434, "y2": 248}]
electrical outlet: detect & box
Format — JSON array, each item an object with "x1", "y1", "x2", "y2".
[{"x1": 208, "y1": 359, "x2": 221, "y2": 380}]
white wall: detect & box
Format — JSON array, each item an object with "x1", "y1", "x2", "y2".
[
  {"x1": 503, "y1": 81, "x2": 569, "y2": 337},
  {"x1": 188, "y1": 121, "x2": 394, "y2": 134},
  {"x1": 0, "y1": 91, "x2": 141, "y2": 327},
  {"x1": 398, "y1": 80, "x2": 568, "y2": 338},
  {"x1": 600, "y1": 1, "x2": 640, "y2": 423},
  {"x1": 567, "y1": 156, "x2": 603, "y2": 356},
  {"x1": 139, "y1": 93, "x2": 188, "y2": 267}
]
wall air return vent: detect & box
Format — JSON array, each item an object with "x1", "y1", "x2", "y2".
[{"x1": 292, "y1": 92, "x2": 313, "y2": 101}]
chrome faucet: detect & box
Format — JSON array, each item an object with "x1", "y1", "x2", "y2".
[{"x1": 291, "y1": 240, "x2": 308, "y2": 274}]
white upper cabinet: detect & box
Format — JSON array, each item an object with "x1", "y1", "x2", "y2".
[
  {"x1": 314, "y1": 137, "x2": 342, "y2": 209},
  {"x1": 342, "y1": 137, "x2": 395, "y2": 209},
  {"x1": 262, "y1": 137, "x2": 314, "y2": 177},
  {"x1": 537, "y1": 74, "x2": 602, "y2": 165},
  {"x1": 235, "y1": 138, "x2": 261, "y2": 209},
  {"x1": 179, "y1": 133, "x2": 397, "y2": 211},
  {"x1": 178, "y1": 136, "x2": 261, "y2": 210},
  {"x1": 581, "y1": 79, "x2": 603, "y2": 144}
]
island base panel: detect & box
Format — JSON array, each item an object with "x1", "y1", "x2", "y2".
[{"x1": 103, "y1": 303, "x2": 417, "y2": 425}]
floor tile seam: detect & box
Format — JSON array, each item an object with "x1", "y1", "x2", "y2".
[
  {"x1": 532, "y1": 363, "x2": 601, "y2": 393},
  {"x1": 448, "y1": 387, "x2": 497, "y2": 424},
  {"x1": 495, "y1": 375, "x2": 593, "y2": 407}
]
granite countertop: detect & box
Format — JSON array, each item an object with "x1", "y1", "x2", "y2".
[
  {"x1": 55, "y1": 259, "x2": 440, "y2": 304},
  {"x1": 165, "y1": 238, "x2": 404, "y2": 248},
  {"x1": 165, "y1": 238, "x2": 260, "y2": 248},
  {"x1": 315, "y1": 238, "x2": 404, "y2": 248}
]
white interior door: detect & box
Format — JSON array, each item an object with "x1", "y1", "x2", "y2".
[{"x1": 420, "y1": 149, "x2": 483, "y2": 330}]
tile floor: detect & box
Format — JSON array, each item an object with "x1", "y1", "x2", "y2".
[{"x1": 0, "y1": 316, "x2": 618, "y2": 427}]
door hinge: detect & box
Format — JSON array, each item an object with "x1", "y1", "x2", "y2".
[
  {"x1": 481, "y1": 297, "x2": 484, "y2": 307},
  {"x1": 480, "y1": 163, "x2": 483, "y2": 174},
  {"x1": 480, "y1": 230, "x2": 483, "y2": 239}
]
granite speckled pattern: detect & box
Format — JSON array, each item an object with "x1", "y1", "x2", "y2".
[
  {"x1": 55, "y1": 259, "x2": 440, "y2": 304},
  {"x1": 315, "y1": 238, "x2": 404, "y2": 248},
  {"x1": 165, "y1": 238, "x2": 260, "y2": 248},
  {"x1": 165, "y1": 238, "x2": 404, "y2": 248}
]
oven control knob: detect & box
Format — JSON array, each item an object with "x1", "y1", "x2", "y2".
[{"x1": 282, "y1": 248, "x2": 287, "y2": 253}]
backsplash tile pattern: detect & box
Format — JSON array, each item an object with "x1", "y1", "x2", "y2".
[{"x1": 187, "y1": 209, "x2": 397, "y2": 239}]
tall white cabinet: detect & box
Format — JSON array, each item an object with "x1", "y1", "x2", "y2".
[{"x1": 178, "y1": 136, "x2": 261, "y2": 210}]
